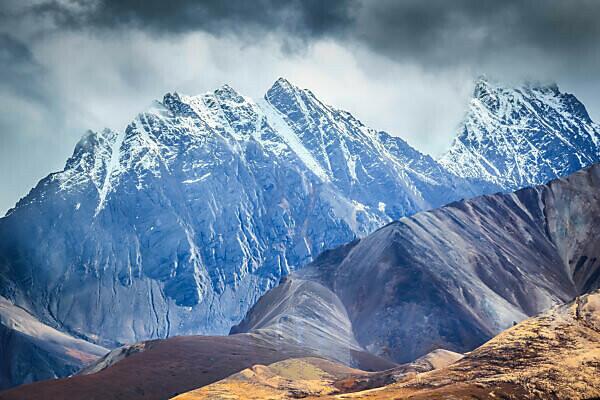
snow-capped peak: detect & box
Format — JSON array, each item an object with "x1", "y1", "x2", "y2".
[
  {"x1": 270, "y1": 77, "x2": 296, "y2": 93},
  {"x1": 440, "y1": 79, "x2": 600, "y2": 189}
]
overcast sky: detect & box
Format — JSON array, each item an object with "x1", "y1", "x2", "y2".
[{"x1": 1, "y1": 0, "x2": 600, "y2": 214}]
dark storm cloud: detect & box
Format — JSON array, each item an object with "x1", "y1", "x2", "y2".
[
  {"x1": 29, "y1": 0, "x2": 356, "y2": 40},
  {"x1": 25, "y1": 0, "x2": 600, "y2": 71},
  {"x1": 1, "y1": 0, "x2": 600, "y2": 215},
  {"x1": 0, "y1": 33, "x2": 47, "y2": 102},
  {"x1": 353, "y1": 0, "x2": 600, "y2": 70}
]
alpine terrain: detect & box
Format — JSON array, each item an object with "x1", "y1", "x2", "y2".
[
  {"x1": 239, "y1": 163, "x2": 600, "y2": 362},
  {"x1": 0, "y1": 78, "x2": 484, "y2": 353},
  {"x1": 171, "y1": 289, "x2": 600, "y2": 400},
  {"x1": 0, "y1": 77, "x2": 599, "y2": 392},
  {"x1": 3, "y1": 163, "x2": 599, "y2": 400}
]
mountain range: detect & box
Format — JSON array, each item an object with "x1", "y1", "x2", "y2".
[
  {"x1": 246, "y1": 162, "x2": 600, "y2": 363},
  {"x1": 441, "y1": 78, "x2": 600, "y2": 189},
  {"x1": 0, "y1": 77, "x2": 599, "y2": 392},
  {"x1": 0, "y1": 78, "x2": 483, "y2": 348},
  {"x1": 3, "y1": 163, "x2": 598, "y2": 400}
]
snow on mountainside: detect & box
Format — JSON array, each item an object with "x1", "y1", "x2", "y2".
[
  {"x1": 440, "y1": 78, "x2": 600, "y2": 189},
  {"x1": 265, "y1": 78, "x2": 484, "y2": 219},
  {"x1": 0, "y1": 78, "x2": 474, "y2": 348}
]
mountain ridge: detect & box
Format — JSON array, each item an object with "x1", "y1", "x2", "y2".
[
  {"x1": 0, "y1": 78, "x2": 476, "y2": 351},
  {"x1": 291, "y1": 162, "x2": 600, "y2": 362},
  {"x1": 1, "y1": 163, "x2": 598, "y2": 398}
]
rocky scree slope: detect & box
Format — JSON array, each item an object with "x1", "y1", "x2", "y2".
[
  {"x1": 2, "y1": 164, "x2": 598, "y2": 398},
  {"x1": 0, "y1": 296, "x2": 107, "y2": 390},
  {"x1": 172, "y1": 289, "x2": 600, "y2": 400},
  {"x1": 1, "y1": 77, "x2": 599, "y2": 392},
  {"x1": 359, "y1": 288, "x2": 600, "y2": 399}
]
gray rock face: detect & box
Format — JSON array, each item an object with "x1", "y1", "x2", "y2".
[
  {"x1": 440, "y1": 78, "x2": 600, "y2": 190},
  {"x1": 289, "y1": 164, "x2": 600, "y2": 363},
  {"x1": 0, "y1": 79, "x2": 477, "y2": 347},
  {"x1": 0, "y1": 296, "x2": 107, "y2": 390}
]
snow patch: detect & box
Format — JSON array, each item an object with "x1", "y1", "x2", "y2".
[
  {"x1": 95, "y1": 129, "x2": 126, "y2": 216},
  {"x1": 257, "y1": 98, "x2": 330, "y2": 182}
]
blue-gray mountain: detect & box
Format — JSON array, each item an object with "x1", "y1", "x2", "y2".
[
  {"x1": 4, "y1": 162, "x2": 597, "y2": 400},
  {"x1": 0, "y1": 79, "x2": 482, "y2": 349},
  {"x1": 0, "y1": 77, "x2": 598, "y2": 354}
]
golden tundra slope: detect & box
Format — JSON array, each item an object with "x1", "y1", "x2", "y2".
[
  {"x1": 171, "y1": 357, "x2": 362, "y2": 399},
  {"x1": 173, "y1": 290, "x2": 600, "y2": 400},
  {"x1": 170, "y1": 350, "x2": 463, "y2": 400}
]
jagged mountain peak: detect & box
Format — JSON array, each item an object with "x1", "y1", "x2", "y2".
[
  {"x1": 2, "y1": 76, "x2": 600, "y2": 391},
  {"x1": 472, "y1": 75, "x2": 492, "y2": 98},
  {"x1": 0, "y1": 77, "x2": 480, "y2": 350},
  {"x1": 270, "y1": 76, "x2": 296, "y2": 92},
  {"x1": 68, "y1": 129, "x2": 115, "y2": 160},
  {"x1": 161, "y1": 84, "x2": 249, "y2": 117},
  {"x1": 212, "y1": 83, "x2": 245, "y2": 101},
  {"x1": 4, "y1": 75, "x2": 597, "y2": 384},
  {"x1": 471, "y1": 78, "x2": 565, "y2": 109},
  {"x1": 440, "y1": 77, "x2": 600, "y2": 189}
]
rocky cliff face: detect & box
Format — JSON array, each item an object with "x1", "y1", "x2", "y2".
[
  {"x1": 440, "y1": 78, "x2": 600, "y2": 189},
  {"x1": 0, "y1": 79, "x2": 475, "y2": 347}
]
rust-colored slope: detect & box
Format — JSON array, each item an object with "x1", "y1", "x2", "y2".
[
  {"x1": 0, "y1": 331, "x2": 395, "y2": 400},
  {"x1": 0, "y1": 334, "x2": 313, "y2": 400},
  {"x1": 171, "y1": 291, "x2": 600, "y2": 400}
]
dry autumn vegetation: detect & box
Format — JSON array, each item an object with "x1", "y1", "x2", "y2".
[{"x1": 172, "y1": 290, "x2": 600, "y2": 400}]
